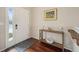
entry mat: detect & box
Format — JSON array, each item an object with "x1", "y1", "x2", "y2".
[{"x1": 15, "y1": 38, "x2": 37, "y2": 52}]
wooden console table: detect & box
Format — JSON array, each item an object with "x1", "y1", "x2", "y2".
[{"x1": 39, "y1": 29, "x2": 64, "y2": 52}]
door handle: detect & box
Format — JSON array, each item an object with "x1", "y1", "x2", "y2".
[{"x1": 15, "y1": 24, "x2": 18, "y2": 29}]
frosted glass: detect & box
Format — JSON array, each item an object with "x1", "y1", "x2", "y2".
[{"x1": 8, "y1": 8, "x2": 13, "y2": 41}]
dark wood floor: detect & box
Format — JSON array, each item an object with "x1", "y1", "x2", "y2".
[
  {"x1": 27, "y1": 41, "x2": 62, "y2": 52},
  {"x1": 4, "y1": 38, "x2": 71, "y2": 52}
]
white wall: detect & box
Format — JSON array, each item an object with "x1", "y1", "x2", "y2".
[
  {"x1": 0, "y1": 8, "x2": 6, "y2": 51},
  {"x1": 31, "y1": 7, "x2": 79, "y2": 51}
]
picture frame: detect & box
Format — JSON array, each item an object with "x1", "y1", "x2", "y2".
[{"x1": 44, "y1": 8, "x2": 57, "y2": 21}]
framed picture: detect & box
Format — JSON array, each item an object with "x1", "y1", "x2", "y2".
[{"x1": 44, "y1": 8, "x2": 57, "y2": 21}]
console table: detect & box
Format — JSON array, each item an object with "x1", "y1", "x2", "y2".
[{"x1": 39, "y1": 29, "x2": 64, "y2": 51}]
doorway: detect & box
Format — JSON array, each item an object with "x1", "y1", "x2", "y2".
[{"x1": 6, "y1": 8, "x2": 30, "y2": 48}]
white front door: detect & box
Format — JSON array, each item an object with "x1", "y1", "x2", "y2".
[
  {"x1": 6, "y1": 8, "x2": 30, "y2": 48},
  {"x1": 14, "y1": 8, "x2": 30, "y2": 44}
]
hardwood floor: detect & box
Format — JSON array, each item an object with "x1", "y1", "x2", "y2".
[
  {"x1": 27, "y1": 41, "x2": 62, "y2": 52},
  {"x1": 4, "y1": 38, "x2": 71, "y2": 52}
]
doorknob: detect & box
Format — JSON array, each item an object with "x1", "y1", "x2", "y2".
[{"x1": 15, "y1": 24, "x2": 18, "y2": 29}]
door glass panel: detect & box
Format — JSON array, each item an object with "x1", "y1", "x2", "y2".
[{"x1": 8, "y1": 8, "x2": 13, "y2": 41}]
